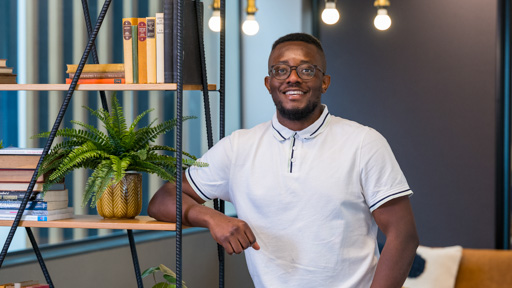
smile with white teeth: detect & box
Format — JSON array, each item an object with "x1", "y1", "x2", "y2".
[{"x1": 285, "y1": 90, "x2": 304, "y2": 95}]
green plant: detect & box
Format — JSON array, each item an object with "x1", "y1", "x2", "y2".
[
  {"x1": 142, "y1": 264, "x2": 187, "y2": 288},
  {"x1": 0, "y1": 140, "x2": 3, "y2": 149},
  {"x1": 33, "y1": 93, "x2": 206, "y2": 207}
]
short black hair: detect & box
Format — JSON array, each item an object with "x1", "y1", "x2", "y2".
[{"x1": 271, "y1": 33, "x2": 324, "y2": 52}]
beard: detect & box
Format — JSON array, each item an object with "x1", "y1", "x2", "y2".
[{"x1": 274, "y1": 97, "x2": 320, "y2": 121}]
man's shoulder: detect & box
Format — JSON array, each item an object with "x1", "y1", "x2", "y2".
[
  {"x1": 328, "y1": 114, "x2": 372, "y2": 133},
  {"x1": 230, "y1": 121, "x2": 271, "y2": 138}
]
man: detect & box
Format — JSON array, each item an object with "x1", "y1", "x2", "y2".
[{"x1": 148, "y1": 32, "x2": 419, "y2": 288}]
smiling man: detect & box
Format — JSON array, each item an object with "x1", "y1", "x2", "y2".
[{"x1": 148, "y1": 33, "x2": 419, "y2": 288}]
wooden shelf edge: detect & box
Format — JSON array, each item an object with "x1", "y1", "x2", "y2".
[
  {"x1": 0, "y1": 83, "x2": 217, "y2": 91},
  {"x1": 0, "y1": 215, "x2": 178, "y2": 231}
]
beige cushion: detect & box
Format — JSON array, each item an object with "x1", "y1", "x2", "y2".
[{"x1": 403, "y1": 245, "x2": 462, "y2": 288}]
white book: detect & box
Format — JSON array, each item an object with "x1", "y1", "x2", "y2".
[
  {"x1": 156, "y1": 12, "x2": 165, "y2": 84},
  {"x1": 0, "y1": 207, "x2": 73, "y2": 216},
  {"x1": 0, "y1": 212, "x2": 73, "y2": 221}
]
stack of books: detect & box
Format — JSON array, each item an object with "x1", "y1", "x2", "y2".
[
  {"x1": 65, "y1": 63, "x2": 125, "y2": 84},
  {"x1": 0, "y1": 280, "x2": 50, "y2": 288},
  {"x1": 0, "y1": 59, "x2": 16, "y2": 84},
  {"x1": 122, "y1": 0, "x2": 203, "y2": 85},
  {"x1": 0, "y1": 147, "x2": 72, "y2": 221}
]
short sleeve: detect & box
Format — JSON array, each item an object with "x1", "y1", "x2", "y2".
[
  {"x1": 185, "y1": 135, "x2": 233, "y2": 202},
  {"x1": 360, "y1": 128, "x2": 412, "y2": 212}
]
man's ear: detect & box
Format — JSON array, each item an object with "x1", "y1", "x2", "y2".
[
  {"x1": 321, "y1": 74, "x2": 331, "y2": 93},
  {"x1": 264, "y1": 76, "x2": 271, "y2": 93}
]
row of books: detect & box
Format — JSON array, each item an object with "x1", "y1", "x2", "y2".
[
  {"x1": 0, "y1": 147, "x2": 73, "y2": 221},
  {"x1": 0, "y1": 280, "x2": 49, "y2": 288},
  {"x1": 122, "y1": 0, "x2": 203, "y2": 85},
  {"x1": 65, "y1": 0, "x2": 204, "y2": 85},
  {"x1": 0, "y1": 58, "x2": 16, "y2": 84}
]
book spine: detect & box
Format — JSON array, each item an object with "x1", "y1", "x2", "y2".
[
  {"x1": 65, "y1": 64, "x2": 125, "y2": 73},
  {"x1": 131, "y1": 25, "x2": 139, "y2": 84},
  {"x1": 68, "y1": 72, "x2": 125, "y2": 79},
  {"x1": 164, "y1": 0, "x2": 174, "y2": 83},
  {"x1": 0, "y1": 208, "x2": 71, "y2": 216},
  {"x1": 146, "y1": 17, "x2": 157, "y2": 84},
  {"x1": 0, "y1": 192, "x2": 43, "y2": 201},
  {"x1": 138, "y1": 18, "x2": 148, "y2": 84},
  {"x1": 0, "y1": 214, "x2": 72, "y2": 221},
  {"x1": 156, "y1": 13, "x2": 165, "y2": 84},
  {"x1": 0, "y1": 201, "x2": 51, "y2": 210},
  {"x1": 0, "y1": 148, "x2": 43, "y2": 155},
  {"x1": 122, "y1": 18, "x2": 135, "y2": 84},
  {"x1": 65, "y1": 78, "x2": 125, "y2": 84}
]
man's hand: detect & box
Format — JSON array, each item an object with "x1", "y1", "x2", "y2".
[
  {"x1": 148, "y1": 175, "x2": 260, "y2": 255},
  {"x1": 207, "y1": 213, "x2": 260, "y2": 255}
]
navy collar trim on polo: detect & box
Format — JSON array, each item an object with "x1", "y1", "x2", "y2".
[{"x1": 271, "y1": 105, "x2": 331, "y2": 141}]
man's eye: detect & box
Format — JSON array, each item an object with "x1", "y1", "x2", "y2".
[{"x1": 276, "y1": 68, "x2": 289, "y2": 75}]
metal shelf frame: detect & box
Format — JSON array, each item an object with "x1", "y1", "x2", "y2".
[{"x1": 0, "y1": 1, "x2": 227, "y2": 287}]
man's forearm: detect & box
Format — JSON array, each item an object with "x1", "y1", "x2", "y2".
[{"x1": 370, "y1": 234, "x2": 418, "y2": 288}]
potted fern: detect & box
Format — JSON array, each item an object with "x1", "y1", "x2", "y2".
[
  {"x1": 142, "y1": 264, "x2": 187, "y2": 288},
  {"x1": 33, "y1": 93, "x2": 205, "y2": 219}
]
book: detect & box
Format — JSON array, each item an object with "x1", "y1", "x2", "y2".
[
  {"x1": 131, "y1": 24, "x2": 139, "y2": 84},
  {"x1": 0, "y1": 189, "x2": 68, "y2": 201},
  {"x1": 68, "y1": 71, "x2": 125, "y2": 79},
  {"x1": 0, "y1": 280, "x2": 47, "y2": 288},
  {"x1": 0, "y1": 200, "x2": 68, "y2": 210},
  {"x1": 0, "y1": 207, "x2": 73, "y2": 216},
  {"x1": 0, "y1": 147, "x2": 43, "y2": 155},
  {"x1": 0, "y1": 148, "x2": 43, "y2": 169},
  {"x1": 155, "y1": 13, "x2": 165, "y2": 84},
  {"x1": 0, "y1": 67, "x2": 14, "y2": 74},
  {"x1": 163, "y1": 0, "x2": 174, "y2": 83},
  {"x1": 0, "y1": 169, "x2": 44, "y2": 183},
  {"x1": 65, "y1": 78, "x2": 125, "y2": 84},
  {"x1": 0, "y1": 155, "x2": 41, "y2": 169},
  {"x1": 122, "y1": 18, "x2": 137, "y2": 84},
  {"x1": 146, "y1": 16, "x2": 157, "y2": 84},
  {"x1": 0, "y1": 59, "x2": 6, "y2": 67},
  {"x1": 0, "y1": 182, "x2": 65, "y2": 191},
  {"x1": 0, "y1": 74, "x2": 17, "y2": 84},
  {"x1": 164, "y1": 0, "x2": 204, "y2": 84},
  {"x1": 65, "y1": 63, "x2": 124, "y2": 73},
  {"x1": 0, "y1": 213, "x2": 73, "y2": 221},
  {"x1": 137, "y1": 18, "x2": 148, "y2": 84}
]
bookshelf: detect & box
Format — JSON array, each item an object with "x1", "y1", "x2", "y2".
[
  {"x1": 0, "y1": 0, "x2": 225, "y2": 287},
  {"x1": 0, "y1": 216, "x2": 179, "y2": 231},
  {"x1": 0, "y1": 83, "x2": 216, "y2": 91}
]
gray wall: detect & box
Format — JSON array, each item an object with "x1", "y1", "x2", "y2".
[
  {"x1": 0, "y1": 230, "x2": 254, "y2": 287},
  {"x1": 320, "y1": 0, "x2": 499, "y2": 247}
]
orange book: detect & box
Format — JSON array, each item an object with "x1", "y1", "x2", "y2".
[
  {"x1": 146, "y1": 17, "x2": 157, "y2": 84},
  {"x1": 137, "y1": 18, "x2": 148, "y2": 84},
  {"x1": 66, "y1": 78, "x2": 125, "y2": 84}
]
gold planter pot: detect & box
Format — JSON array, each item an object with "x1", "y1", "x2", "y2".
[{"x1": 97, "y1": 172, "x2": 143, "y2": 219}]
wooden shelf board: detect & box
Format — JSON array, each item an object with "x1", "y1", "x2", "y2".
[
  {"x1": 0, "y1": 83, "x2": 216, "y2": 91},
  {"x1": 0, "y1": 215, "x2": 179, "y2": 231}
]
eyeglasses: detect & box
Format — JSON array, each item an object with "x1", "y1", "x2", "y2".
[{"x1": 269, "y1": 63, "x2": 325, "y2": 80}]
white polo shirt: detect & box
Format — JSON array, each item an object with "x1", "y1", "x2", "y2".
[{"x1": 186, "y1": 105, "x2": 412, "y2": 288}]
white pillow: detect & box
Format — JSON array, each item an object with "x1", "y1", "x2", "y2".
[{"x1": 403, "y1": 245, "x2": 463, "y2": 288}]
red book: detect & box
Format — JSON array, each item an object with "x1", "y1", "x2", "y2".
[{"x1": 65, "y1": 78, "x2": 125, "y2": 84}]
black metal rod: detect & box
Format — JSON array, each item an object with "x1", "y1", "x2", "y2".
[
  {"x1": 127, "y1": 230, "x2": 143, "y2": 288},
  {"x1": 81, "y1": 0, "x2": 109, "y2": 112},
  {"x1": 176, "y1": 0, "x2": 184, "y2": 286},
  {"x1": 26, "y1": 228, "x2": 54, "y2": 288},
  {"x1": 0, "y1": 0, "x2": 112, "y2": 269},
  {"x1": 217, "y1": 0, "x2": 227, "y2": 286}
]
